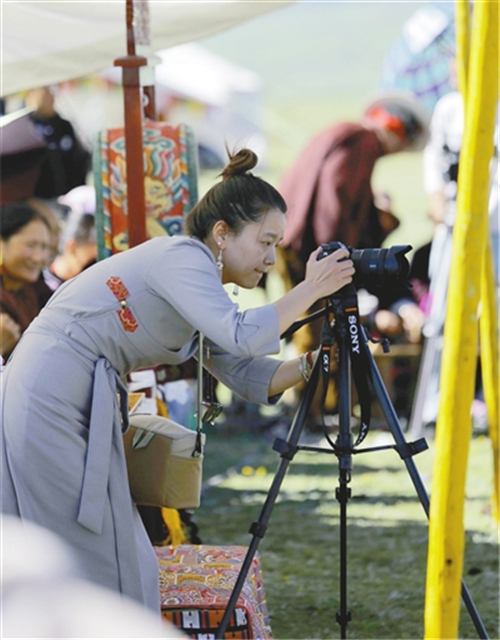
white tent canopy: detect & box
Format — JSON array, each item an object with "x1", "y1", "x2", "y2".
[
  {"x1": 1, "y1": 0, "x2": 293, "y2": 97},
  {"x1": 101, "y1": 42, "x2": 263, "y2": 108},
  {"x1": 55, "y1": 43, "x2": 266, "y2": 164}
]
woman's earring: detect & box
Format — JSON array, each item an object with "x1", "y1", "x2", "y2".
[
  {"x1": 233, "y1": 285, "x2": 239, "y2": 296},
  {"x1": 216, "y1": 247, "x2": 223, "y2": 279}
]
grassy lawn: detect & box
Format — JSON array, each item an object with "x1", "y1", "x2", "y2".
[{"x1": 193, "y1": 423, "x2": 499, "y2": 640}]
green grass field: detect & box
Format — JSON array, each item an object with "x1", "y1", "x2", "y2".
[{"x1": 193, "y1": 425, "x2": 499, "y2": 639}]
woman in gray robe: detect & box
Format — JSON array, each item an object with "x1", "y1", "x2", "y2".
[{"x1": 1, "y1": 149, "x2": 354, "y2": 613}]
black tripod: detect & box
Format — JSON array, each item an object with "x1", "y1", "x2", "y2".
[{"x1": 215, "y1": 285, "x2": 488, "y2": 639}]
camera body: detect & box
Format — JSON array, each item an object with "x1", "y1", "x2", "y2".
[{"x1": 318, "y1": 241, "x2": 412, "y2": 290}]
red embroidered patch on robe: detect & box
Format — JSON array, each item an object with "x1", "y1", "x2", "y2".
[
  {"x1": 117, "y1": 307, "x2": 139, "y2": 332},
  {"x1": 106, "y1": 276, "x2": 130, "y2": 300},
  {"x1": 106, "y1": 277, "x2": 138, "y2": 332}
]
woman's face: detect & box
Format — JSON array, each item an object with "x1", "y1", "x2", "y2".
[
  {"x1": 1, "y1": 219, "x2": 51, "y2": 285},
  {"x1": 221, "y1": 208, "x2": 285, "y2": 288}
]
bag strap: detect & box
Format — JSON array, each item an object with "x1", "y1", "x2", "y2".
[
  {"x1": 194, "y1": 333, "x2": 222, "y2": 457},
  {"x1": 194, "y1": 332, "x2": 205, "y2": 457}
]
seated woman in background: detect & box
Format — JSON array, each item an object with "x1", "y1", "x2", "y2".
[{"x1": 0, "y1": 201, "x2": 53, "y2": 361}]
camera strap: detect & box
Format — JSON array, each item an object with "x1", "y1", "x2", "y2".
[{"x1": 332, "y1": 286, "x2": 372, "y2": 447}]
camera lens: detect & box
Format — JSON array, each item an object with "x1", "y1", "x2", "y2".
[
  {"x1": 351, "y1": 245, "x2": 411, "y2": 289},
  {"x1": 317, "y1": 242, "x2": 411, "y2": 290}
]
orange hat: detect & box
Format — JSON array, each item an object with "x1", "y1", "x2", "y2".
[{"x1": 364, "y1": 91, "x2": 431, "y2": 151}]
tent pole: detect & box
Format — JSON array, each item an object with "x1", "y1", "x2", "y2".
[
  {"x1": 132, "y1": 0, "x2": 157, "y2": 121},
  {"x1": 114, "y1": 0, "x2": 147, "y2": 248}
]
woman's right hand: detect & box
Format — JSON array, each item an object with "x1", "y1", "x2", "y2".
[
  {"x1": 0, "y1": 313, "x2": 22, "y2": 356},
  {"x1": 304, "y1": 247, "x2": 355, "y2": 299}
]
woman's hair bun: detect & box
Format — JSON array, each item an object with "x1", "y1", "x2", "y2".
[{"x1": 220, "y1": 148, "x2": 258, "y2": 180}]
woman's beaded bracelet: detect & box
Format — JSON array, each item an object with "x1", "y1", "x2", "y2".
[{"x1": 298, "y1": 351, "x2": 314, "y2": 382}]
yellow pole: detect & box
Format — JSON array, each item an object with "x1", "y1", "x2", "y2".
[
  {"x1": 454, "y1": 0, "x2": 470, "y2": 95},
  {"x1": 424, "y1": 0, "x2": 499, "y2": 638},
  {"x1": 457, "y1": 0, "x2": 500, "y2": 531},
  {"x1": 480, "y1": 237, "x2": 500, "y2": 523},
  {"x1": 458, "y1": 0, "x2": 500, "y2": 526}
]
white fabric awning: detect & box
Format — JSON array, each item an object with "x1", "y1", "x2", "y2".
[
  {"x1": 1, "y1": 0, "x2": 293, "y2": 97},
  {"x1": 101, "y1": 42, "x2": 263, "y2": 107}
]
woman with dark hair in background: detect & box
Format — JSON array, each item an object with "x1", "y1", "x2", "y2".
[
  {"x1": 0, "y1": 201, "x2": 53, "y2": 360},
  {"x1": 1, "y1": 149, "x2": 354, "y2": 614}
]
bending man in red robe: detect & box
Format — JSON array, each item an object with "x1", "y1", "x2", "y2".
[{"x1": 277, "y1": 92, "x2": 430, "y2": 426}]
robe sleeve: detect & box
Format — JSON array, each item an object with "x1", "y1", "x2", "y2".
[
  {"x1": 203, "y1": 338, "x2": 283, "y2": 406},
  {"x1": 146, "y1": 239, "x2": 281, "y2": 358}
]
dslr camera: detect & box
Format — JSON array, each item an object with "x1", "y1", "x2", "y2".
[{"x1": 318, "y1": 241, "x2": 412, "y2": 290}]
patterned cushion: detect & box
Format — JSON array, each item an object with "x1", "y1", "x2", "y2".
[{"x1": 156, "y1": 544, "x2": 273, "y2": 639}]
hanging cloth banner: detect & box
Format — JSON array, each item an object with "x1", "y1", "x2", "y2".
[{"x1": 94, "y1": 121, "x2": 198, "y2": 259}]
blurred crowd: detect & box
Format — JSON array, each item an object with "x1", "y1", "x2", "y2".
[
  {"x1": 1, "y1": 76, "x2": 498, "y2": 429},
  {"x1": 1, "y1": 87, "x2": 97, "y2": 361}
]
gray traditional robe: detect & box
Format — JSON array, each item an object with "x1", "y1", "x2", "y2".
[{"x1": 1, "y1": 236, "x2": 282, "y2": 612}]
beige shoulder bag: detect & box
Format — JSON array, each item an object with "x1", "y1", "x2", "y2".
[{"x1": 123, "y1": 413, "x2": 205, "y2": 509}]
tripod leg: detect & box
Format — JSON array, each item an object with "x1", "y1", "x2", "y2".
[
  {"x1": 336, "y1": 466, "x2": 352, "y2": 639},
  {"x1": 215, "y1": 357, "x2": 322, "y2": 639},
  {"x1": 362, "y1": 328, "x2": 489, "y2": 639},
  {"x1": 335, "y1": 324, "x2": 353, "y2": 638}
]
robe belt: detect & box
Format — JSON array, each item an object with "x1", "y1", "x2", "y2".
[
  {"x1": 26, "y1": 310, "x2": 130, "y2": 533},
  {"x1": 77, "y1": 357, "x2": 129, "y2": 533}
]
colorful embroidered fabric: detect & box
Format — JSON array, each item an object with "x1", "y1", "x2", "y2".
[
  {"x1": 156, "y1": 544, "x2": 273, "y2": 640},
  {"x1": 105, "y1": 276, "x2": 138, "y2": 332},
  {"x1": 94, "y1": 122, "x2": 198, "y2": 260}
]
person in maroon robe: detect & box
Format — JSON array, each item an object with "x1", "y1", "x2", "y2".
[{"x1": 276, "y1": 92, "x2": 430, "y2": 424}]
